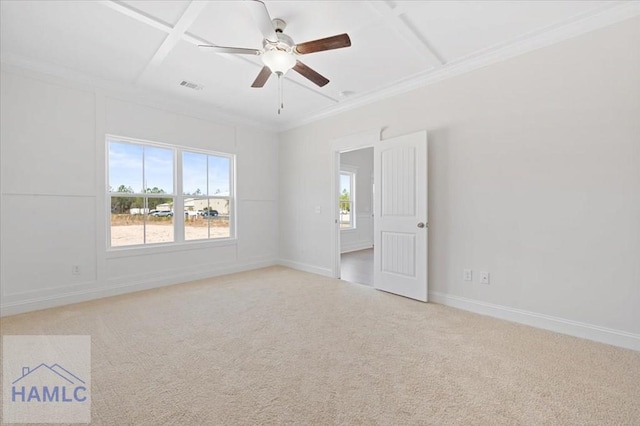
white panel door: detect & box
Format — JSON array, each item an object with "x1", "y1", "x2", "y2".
[{"x1": 374, "y1": 131, "x2": 428, "y2": 301}]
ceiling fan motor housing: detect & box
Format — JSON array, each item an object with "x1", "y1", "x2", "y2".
[
  {"x1": 263, "y1": 34, "x2": 294, "y2": 53},
  {"x1": 262, "y1": 19, "x2": 294, "y2": 52}
]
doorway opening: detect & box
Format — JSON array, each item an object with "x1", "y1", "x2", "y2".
[
  {"x1": 339, "y1": 147, "x2": 374, "y2": 286},
  {"x1": 332, "y1": 129, "x2": 428, "y2": 301}
]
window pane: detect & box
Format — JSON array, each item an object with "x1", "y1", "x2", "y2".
[
  {"x1": 110, "y1": 196, "x2": 144, "y2": 246},
  {"x1": 340, "y1": 173, "x2": 351, "y2": 201},
  {"x1": 144, "y1": 146, "x2": 173, "y2": 194},
  {"x1": 209, "y1": 198, "x2": 230, "y2": 239},
  {"x1": 208, "y1": 155, "x2": 230, "y2": 196},
  {"x1": 109, "y1": 142, "x2": 143, "y2": 193},
  {"x1": 184, "y1": 198, "x2": 209, "y2": 241},
  {"x1": 340, "y1": 213, "x2": 352, "y2": 229},
  {"x1": 340, "y1": 200, "x2": 352, "y2": 229},
  {"x1": 183, "y1": 152, "x2": 207, "y2": 196},
  {"x1": 147, "y1": 203, "x2": 174, "y2": 244}
]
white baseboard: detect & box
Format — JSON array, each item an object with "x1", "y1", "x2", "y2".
[
  {"x1": 277, "y1": 259, "x2": 333, "y2": 278},
  {"x1": 0, "y1": 258, "x2": 277, "y2": 317},
  {"x1": 340, "y1": 242, "x2": 374, "y2": 254},
  {"x1": 429, "y1": 292, "x2": 640, "y2": 352}
]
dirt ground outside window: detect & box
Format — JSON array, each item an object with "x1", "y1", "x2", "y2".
[{"x1": 110, "y1": 215, "x2": 230, "y2": 246}]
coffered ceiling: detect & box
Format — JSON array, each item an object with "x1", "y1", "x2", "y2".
[{"x1": 1, "y1": 1, "x2": 638, "y2": 130}]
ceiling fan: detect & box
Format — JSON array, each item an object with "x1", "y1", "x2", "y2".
[{"x1": 198, "y1": 0, "x2": 351, "y2": 113}]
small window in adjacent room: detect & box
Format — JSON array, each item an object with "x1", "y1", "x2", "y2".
[{"x1": 340, "y1": 170, "x2": 356, "y2": 229}]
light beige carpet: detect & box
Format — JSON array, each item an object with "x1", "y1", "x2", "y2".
[{"x1": 1, "y1": 266, "x2": 639, "y2": 425}]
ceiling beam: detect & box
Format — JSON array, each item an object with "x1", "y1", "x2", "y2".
[
  {"x1": 367, "y1": 0, "x2": 445, "y2": 65},
  {"x1": 97, "y1": 1, "x2": 173, "y2": 34},
  {"x1": 136, "y1": 1, "x2": 209, "y2": 83}
]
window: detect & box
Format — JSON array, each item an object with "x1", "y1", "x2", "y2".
[
  {"x1": 340, "y1": 170, "x2": 356, "y2": 229},
  {"x1": 107, "y1": 136, "x2": 234, "y2": 248},
  {"x1": 108, "y1": 141, "x2": 175, "y2": 247},
  {"x1": 182, "y1": 151, "x2": 232, "y2": 241}
]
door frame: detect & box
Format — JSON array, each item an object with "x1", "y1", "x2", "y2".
[{"x1": 330, "y1": 129, "x2": 381, "y2": 279}]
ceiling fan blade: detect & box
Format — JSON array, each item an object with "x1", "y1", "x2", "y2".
[
  {"x1": 246, "y1": 0, "x2": 278, "y2": 43},
  {"x1": 294, "y1": 33, "x2": 351, "y2": 55},
  {"x1": 292, "y1": 61, "x2": 329, "y2": 87},
  {"x1": 198, "y1": 45, "x2": 261, "y2": 55},
  {"x1": 251, "y1": 66, "x2": 272, "y2": 88}
]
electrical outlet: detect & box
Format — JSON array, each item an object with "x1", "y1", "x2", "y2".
[
  {"x1": 480, "y1": 271, "x2": 490, "y2": 284},
  {"x1": 463, "y1": 269, "x2": 472, "y2": 281},
  {"x1": 72, "y1": 265, "x2": 81, "y2": 276}
]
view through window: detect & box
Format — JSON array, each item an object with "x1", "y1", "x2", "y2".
[
  {"x1": 340, "y1": 171, "x2": 355, "y2": 229},
  {"x1": 182, "y1": 151, "x2": 231, "y2": 241},
  {"x1": 108, "y1": 137, "x2": 234, "y2": 248}
]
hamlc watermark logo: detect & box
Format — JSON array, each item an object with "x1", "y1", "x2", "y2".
[
  {"x1": 11, "y1": 363, "x2": 88, "y2": 403},
  {"x1": 3, "y1": 335, "x2": 91, "y2": 423}
]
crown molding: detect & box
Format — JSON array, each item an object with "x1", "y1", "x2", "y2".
[
  {"x1": 0, "y1": 53, "x2": 280, "y2": 133},
  {"x1": 279, "y1": 1, "x2": 640, "y2": 133}
]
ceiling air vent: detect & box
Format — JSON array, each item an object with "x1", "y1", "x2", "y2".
[{"x1": 179, "y1": 80, "x2": 204, "y2": 91}]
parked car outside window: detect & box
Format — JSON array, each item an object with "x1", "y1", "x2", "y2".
[{"x1": 151, "y1": 211, "x2": 173, "y2": 217}]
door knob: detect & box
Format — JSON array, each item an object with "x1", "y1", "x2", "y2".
[{"x1": 417, "y1": 222, "x2": 425, "y2": 228}]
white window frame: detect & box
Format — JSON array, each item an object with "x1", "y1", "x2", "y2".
[
  {"x1": 106, "y1": 135, "x2": 236, "y2": 252},
  {"x1": 340, "y1": 166, "x2": 357, "y2": 230},
  {"x1": 181, "y1": 148, "x2": 236, "y2": 242}
]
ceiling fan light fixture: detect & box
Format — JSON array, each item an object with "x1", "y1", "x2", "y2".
[{"x1": 261, "y1": 49, "x2": 296, "y2": 74}]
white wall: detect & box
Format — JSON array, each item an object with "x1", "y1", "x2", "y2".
[
  {"x1": 340, "y1": 148, "x2": 374, "y2": 253},
  {"x1": 0, "y1": 69, "x2": 279, "y2": 315},
  {"x1": 279, "y1": 18, "x2": 640, "y2": 347}
]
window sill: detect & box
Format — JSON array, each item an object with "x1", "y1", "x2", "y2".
[
  {"x1": 105, "y1": 238, "x2": 237, "y2": 258},
  {"x1": 340, "y1": 228, "x2": 357, "y2": 232}
]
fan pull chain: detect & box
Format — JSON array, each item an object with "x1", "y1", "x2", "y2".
[{"x1": 277, "y1": 72, "x2": 284, "y2": 115}]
